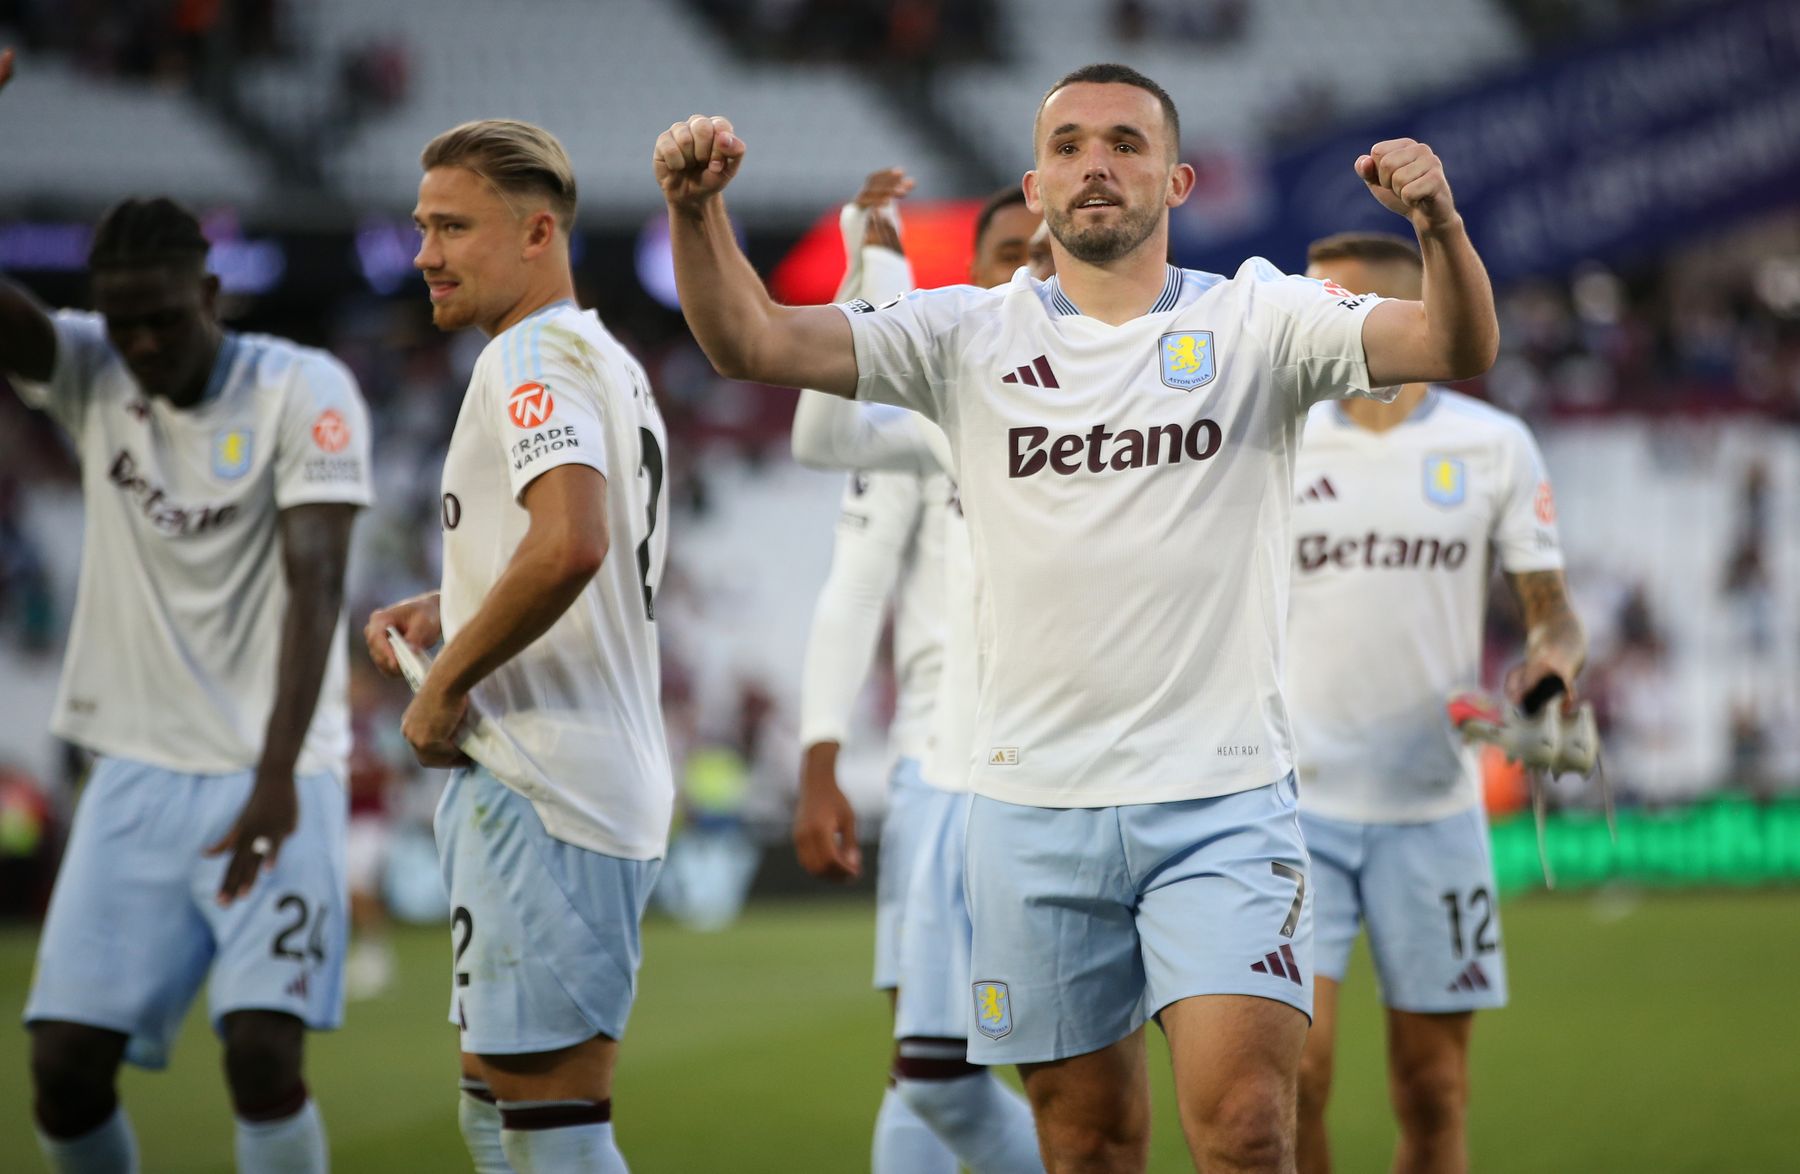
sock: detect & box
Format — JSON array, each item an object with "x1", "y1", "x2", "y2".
[
  {"x1": 897, "y1": 1071, "x2": 1043, "y2": 1174},
  {"x1": 35, "y1": 1106, "x2": 138, "y2": 1174},
  {"x1": 873, "y1": 1084, "x2": 958, "y2": 1174},
  {"x1": 458, "y1": 1079, "x2": 513, "y2": 1173},
  {"x1": 235, "y1": 1098, "x2": 327, "y2": 1174},
  {"x1": 498, "y1": 1099, "x2": 627, "y2": 1174}
]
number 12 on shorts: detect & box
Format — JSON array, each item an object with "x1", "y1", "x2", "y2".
[{"x1": 1441, "y1": 887, "x2": 1497, "y2": 958}]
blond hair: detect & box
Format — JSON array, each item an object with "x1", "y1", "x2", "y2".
[{"x1": 421, "y1": 119, "x2": 578, "y2": 232}]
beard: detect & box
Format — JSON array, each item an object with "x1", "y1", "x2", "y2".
[{"x1": 1045, "y1": 197, "x2": 1160, "y2": 264}]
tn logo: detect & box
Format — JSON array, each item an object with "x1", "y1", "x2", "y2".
[{"x1": 507, "y1": 382, "x2": 556, "y2": 429}]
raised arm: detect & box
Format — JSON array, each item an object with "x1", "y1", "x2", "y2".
[
  {"x1": 655, "y1": 115, "x2": 859, "y2": 394},
  {"x1": 0, "y1": 276, "x2": 57, "y2": 384},
  {"x1": 1354, "y1": 138, "x2": 1500, "y2": 387},
  {"x1": 0, "y1": 54, "x2": 59, "y2": 384}
]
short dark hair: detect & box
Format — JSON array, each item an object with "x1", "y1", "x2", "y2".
[
  {"x1": 1306, "y1": 232, "x2": 1422, "y2": 269},
  {"x1": 88, "y1": 197, "x2": 210, "y2": 273},
  {"x1": 1039, "y1": 63, "x2": 1181, "y2": 156},
  {"x1": 973, "y1": 186, "x2": 1030, "y2": 252}
]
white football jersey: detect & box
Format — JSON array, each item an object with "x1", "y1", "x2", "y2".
[
  {"x1": 14, "y1": 311, "x2": 373, "y2": 777},
  {"x1": 797, "y1": 469, "x2": 947, "y2": 761},
  {"x1": 921, "y1": 485, "x2": 977, "y2": 794},
  {"x1": 438, "y1": 301, "x2": 673, "y2": 859},
  {"x1": 1286, "y1": 390, "x2": 1564, "y2": 823},
  {"x1": 842, "y1": 259, "x2": 1393, "y2": 808}
]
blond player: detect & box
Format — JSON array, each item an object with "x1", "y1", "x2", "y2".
[
  {"x1": 1286, "y1": 232, "x2": 1584, "y2": 1174},
  {"x1": 657, "y1": 60, "x2": 1499, "y2": 1172},
  {"x1": 364, "y1": 121, "x2": 671, "y2": 1173}
]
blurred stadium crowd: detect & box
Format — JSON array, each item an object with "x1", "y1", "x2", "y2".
[{"x1": 1, "y1": 0, "x2": 1796, "y2": 918}]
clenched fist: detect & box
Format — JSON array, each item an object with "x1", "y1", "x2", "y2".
[
  {"x1": 1355, "y1": 138, "x2": 1458, "y2": 233},
  {"x1": 655, "y1": 115, "x2": 746, "y2": 211}
]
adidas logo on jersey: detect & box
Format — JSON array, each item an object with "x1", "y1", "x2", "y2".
[
  {"x1": 1001, "y1": 356, "x2": 1060, "y2": 388},
  {"x1": 1250, "y1": 944, "x2": 1303, "y2": 986},
  {"x1": 1447, "y1": 961, "x2": 1493, "y2": 993},
  {"x1": 1296, "y1": 476, "x2": 1337, "y2": 504},
  {"x1": 1009, "y1": 416, "x2": 1222, "y2": 478},
  {"x1": 1295, "y1": 532, "x2": 1470, "y2": 573}
]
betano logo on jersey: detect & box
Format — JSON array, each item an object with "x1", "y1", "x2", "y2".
[
  {"x1": 1424, "y1": 456, "x2": 1467, "y2": 507},
  {"x1": 1158, "y1": 331, "x2": 1216, "y2": 391},
  {"x1": 212, "y1": 427, "x2": 254, "y2": 480},
  {"x1": 1296, "y1": 531, "x2": 1470, "y2": 573},
  {"x1": 111, "y1": 449, "x2": 239, "y2": 536},
  {"x1": 1009, "y1": 416, "x2": 1222, "y2": 478},
  {"x1": 507, "y1": 381, "x2": 556, "y2": 429}
]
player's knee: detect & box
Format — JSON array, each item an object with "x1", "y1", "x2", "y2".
[
  {"x1": 221, "y1": 1012, "x2": 306, "y2": 1117},
  {"x1": 1391, "y1": 1060, "x2": 1466, "y2": 1137},
  {"x1": 29, "y1": 1025, "x2": 121, "y2": 1135},
  {"x1": 892, "y1": 1066, "x2": 980, "y2": 1130},
  {"x1": 1032, "y1": 1102, "x2": 1145, "y2": 1170},
  {"x1": 1193, "y1": 1082, "x2": 1292, "y2": 1170}
]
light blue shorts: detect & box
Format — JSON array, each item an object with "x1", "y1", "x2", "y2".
[
  {"x1": 964, "y1": 777, "x2": 1314, "y2": 1066},
  {"x1": 435, "y1": 765, "x2": 661, "y2": 1056},
  {"x1": 894, "y1": 787, "x2": 974, "y2": 1042},
  {"x1": 25, "y1": 756, "x2": 347, "y2": 1070},
  {"x1": 1302, "y1": 806, "x2": 1508, "y2": 1013},
  {"x1": 874, "y1": 757, "x2": 932, "y2": 990}
]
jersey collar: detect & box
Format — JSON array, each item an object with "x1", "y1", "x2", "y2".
[
  {"x1": 1332, "y1": 386, "x2": 1442, "y2": 428},
  {"x1": 1047, "y1": 265, "x2": 1183, "y2": 319},
  {"x1": 199, "y1": 332, "x2": 240, "y2": 405}
]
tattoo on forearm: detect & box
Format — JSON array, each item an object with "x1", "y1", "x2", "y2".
[{"x1": 1510, "y1": 569, "x2": 1586, "y2": 676}]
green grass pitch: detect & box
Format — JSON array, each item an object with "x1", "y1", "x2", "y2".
[{"x1": 1, "y1": 889, "x2": 1795, "y2": 1170}]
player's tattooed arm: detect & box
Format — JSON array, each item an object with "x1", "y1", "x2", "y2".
[
  {"x1": 1505, "y1": 568, "x2": 1587, "y2": 707},
  {"x1": 211, "y1": 502, "x2": 359, "y2": 903}
]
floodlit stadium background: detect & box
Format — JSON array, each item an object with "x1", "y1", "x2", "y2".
[{"x1": 1, "y1": 0, "x2": 1796, "y2": 1169}]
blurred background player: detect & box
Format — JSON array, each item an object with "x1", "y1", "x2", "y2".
[
  {"x1": 789, "y1": 165, "x2": 956, "y2": 1174},
  {"x1": 656, "y1": 58, "x2": 1499, "y2": 1172},
  {"x1": 343, "y1": 659, "x2": 401, "y2": 1001},
  {"x1": 0, "y1": 52, "x2": 371, "y2": 1173},
  {"x1": 1286, "y1": 232, "x2": 1584, "y2": 1174},
  {"x1": 363, "y1": 119, "x2": 672, "y2": 1174},
  {"x1": 791, "y1": 169, "x2": 1047, "y2": 1173}
]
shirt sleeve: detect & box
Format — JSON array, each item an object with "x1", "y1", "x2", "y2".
[
  {"x1": 9, "y1": 310, "x2": 112, "y2": 435},
  {"x1": 1236, "y1": 257, "x2": 1396, "y2": 411},
  {"x1": 796, "y1": 471, "x2": 922, "y2": 748},
  {"x1": 1492, "y1": 420, "x2": 1564, "y2": 574},
  {"x1": 836, "y1": 284, "x2": 988, "y2": 423},
  {"x1": 494, "y1": 320, "x2": 612, "y2": 503},
  {"x1": 273, "y1": 350, "x2": 376, "y2": 509},
  {"x1": 790, "y1": 390, "x2": 948, "y2": 476}
]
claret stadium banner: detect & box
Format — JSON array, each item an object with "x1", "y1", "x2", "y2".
[{"x1": 1183, "y1": 0, "x2": 1800, "y2": 282}]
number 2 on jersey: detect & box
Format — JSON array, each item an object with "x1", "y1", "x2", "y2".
[{"x1": 636, "y1": 428, "x2": 664, "y2": 621}]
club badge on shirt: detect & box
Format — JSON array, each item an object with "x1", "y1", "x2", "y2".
[
  {"x1": 1159, "y1": 331, "x2": 1216, "y2": 392},
  {"x1": 1423, "y1": 455, "x2": 1467, "y2": 507},
  {"x1": 212, "y1": 427, "x2": 254, "y2": 480}
]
